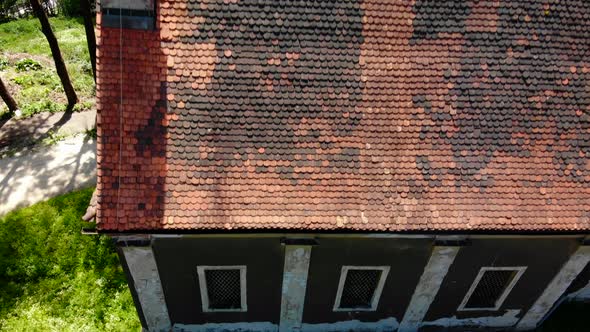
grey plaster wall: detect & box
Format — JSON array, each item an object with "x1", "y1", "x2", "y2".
[
  {"x1": 127, "y1": 235, "x2": 587, "y2": 332},
  {"x1": 301, "y1": 237, "x2": 433, "y2": 324},
  {"x1": 517, "y1": 245, "x2": 590, "y2": 330},
  {"x1": 152, "y1": 237, "x2": 284, "y2": 325},
  {"x1": 279, "y1": 245, "x2": 312, "y2": 332},
  {"x1": 565, "y1": 259, "x2": 590, "y2": 302},
  {"x1": 423, "y1": 237, "x2": 579, "y2": 327},
  {"x1": 122, "y1": 246, "x2": 171, "y2": 332}
]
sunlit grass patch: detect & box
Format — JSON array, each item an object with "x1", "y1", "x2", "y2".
[
  {"x1": 0, "y1": 17, "x2": 94, "y2": 117},
  {"x1": 0, "y1": 188, "x2": 140, "y2": 332}
]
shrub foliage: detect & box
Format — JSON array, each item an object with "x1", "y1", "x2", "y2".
[{"x1": 15, "y1": 58, "x2": 42, "y2": 72}]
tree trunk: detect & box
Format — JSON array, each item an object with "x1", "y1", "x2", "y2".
[
  {"x1": 0, "y1": 76, "x2": 18, "y2": 116},
  {"x1": 80, "y1": 0, "x2": 96, "y2": 82},
  {"x1": 30, "y1": 0, "x2": 78, "y2": 110}
]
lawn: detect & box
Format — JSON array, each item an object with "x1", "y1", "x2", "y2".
[
  {"x1": 0, "y1": 16, "x2": 94, "y2": 117},
  {"x1": 0, "y1": 188, "x2": 140, "y2": 332}
]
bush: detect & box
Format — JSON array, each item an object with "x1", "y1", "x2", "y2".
[
  {"x1": 15, "y1": 58, "x2": 42, "y2": 72},
  {"x1": 57, "y1": 0, "x2": 81, "y2": 17},
  {"x1": 56, "y1": 0, "x2": 96, "y2": 17},
  {"x1": 80, "y1": 60, "x2": 92, "y2": 75},
  {"x1": 0, "y1": 0, "x2": 19, "y2": 22},
  {"x1": 12, "y1": 70, "x2": 60, "y2": 89},
  {"x1": 0, "y1": 58, "x2": 8, "y2": 70},
  {"x1": 19, "y1": 100, "x2": 66, "y2": 117},
  {"x1": 10, "y1": 69, "x2": 67, "y2": 117}
]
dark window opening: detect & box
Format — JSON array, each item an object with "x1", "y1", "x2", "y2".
[
  {"x1": 197, "y1": 266, "x2": 246, "y2": 312},
  {"x1": 335, "y1": 267, "x2": 389, "y2": 311},
  {"x1": 340, "y1": 269, "x2": 381, "y2": 309},
  {"x1": 460, "y1": 267, "x2": 526, "y2": 310},
  {"x1": 205, "y1": 269, "x2": 242, "y2": 310}
]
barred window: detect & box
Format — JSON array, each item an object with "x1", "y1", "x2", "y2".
[
  {"x1": 459, "y1": 266, "x2": 526, "y2": 311},
  {"x1": 197, "y1": 266, "x2": 247, "y2": 312},
  {"x1": 333, "y1": 266, "x2": 390, "y2": 311}
]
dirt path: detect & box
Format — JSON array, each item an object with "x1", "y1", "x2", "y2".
[
  {"x1": 0, "y1": 135, "x2": 96, "y2": 216},
  {"x1": 0, "y1": 109, "x2": 96, "y2": 155}
]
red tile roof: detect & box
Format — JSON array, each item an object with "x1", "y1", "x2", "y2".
[{"x1": 95, "y1": 0, "x2": 590, "y2": 232}]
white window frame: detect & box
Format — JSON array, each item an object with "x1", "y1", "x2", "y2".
[
  {"x1": 333, "y1": 265, "x2": 390, "y2": 312},
  {"x1": 458, "y1": 266, "x2": 527, "y2": 311},
  {"x1": 196, "y1": 265, "x2": 247, "y2": 313}
]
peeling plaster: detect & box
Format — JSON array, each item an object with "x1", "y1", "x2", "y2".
[
  {"x1": 422, "y1": 309, "x2": 521, "y2": 328},
  {"x1": 301, "y1": 317, "x2": 399, "y2": 332},
  {"x1": 172, "y1": 313, "x2": 527, "y2": 332},
  {"x1": 516, "y1": 246, "x2": 590, "y2": 330},
  {"x1": 123, "y1": 246, "x2": 171, "y2": 332},
  {"x1": 173, "y1": 319, "x2": 400, "y2": 332},
  {"x1": 399, "y1": 246, "x2": 460, "y2": 332},
  {"x1": 279, "y1": 246, "x2": 312, "y2": 332},
  {"x1": 173, "y1": 322, "x2": 278, "y2": 332}
]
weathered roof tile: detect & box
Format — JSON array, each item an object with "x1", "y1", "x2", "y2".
[{"x1": 96, "y1": 0, "x2": 590, "y2": 232}]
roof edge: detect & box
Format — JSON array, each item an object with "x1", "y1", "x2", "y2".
[{"x1": 99, "y1": 229, "x2": 590, "y2": 238}]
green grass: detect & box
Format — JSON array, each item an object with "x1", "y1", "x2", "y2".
[
  {"x1": 0, "y1": 17, "x2": 88, "y2": 62},
  {"x1": 0, "y1": 188, "x2": 140, "y2": 332},
  {"x1": 0, "y1": 16, "x2": 94, "y2": 117}
]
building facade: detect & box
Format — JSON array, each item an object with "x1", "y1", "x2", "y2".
[{"x1": 95, "y1": 0, "x2": 590, "y2": 331}]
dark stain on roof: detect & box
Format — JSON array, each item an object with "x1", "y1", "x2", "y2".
[
  {"x1": 95, "y1": 0, "x2": 590, "y2": 231},
  {"x1": 168, "y1": 0, "x2": 365, "y2": 181}
]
